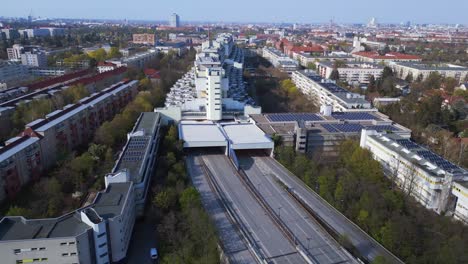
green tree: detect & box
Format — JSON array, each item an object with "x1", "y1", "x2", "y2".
[
  {"x1": 179, "y1": 187, "x2": 201, "y2": 210},
  {"x1": 330, "y1": 69, "x2": 340, "y2": 81},
  {"x1": 6, "y1": 206, "x2": 33, "y2": 218}
]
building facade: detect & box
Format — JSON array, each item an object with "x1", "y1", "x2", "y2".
[
  {"x1": 0, "y1": 80, "x2": 139, "y2": 201},
  {"x1": 316, "y1": 61, "x2": 383, "y2": 84},
  {"x1": 292, "y1": 70, "x2": 373, "y2": 111},
  {"x1": 360, "y1": 130, "x2": 468, "y2": 215},
  {"x1": 262, "y1": 47, "x2": 299, "y2": 73},
  {"x1": 391, "y1": 62, "x2": 468, "y2": 83},
  {"x1": 170, "y1": 13, "x2": 180, "y2": 28},
  {"x1": 132, "y1": 34, "x2": 157, "y2": 46},
  {"x1": 0, "y1": 112, "x2": 161, "y2": 264}
]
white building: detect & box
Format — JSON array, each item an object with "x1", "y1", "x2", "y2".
[
  {"x1": 0, "y1": 61, "x2": 29, "y2": 88},
  {"x1": 452, "y1": 182, "x2": 468, "y2": 224},
  {"x1": 293, "y1": 52, "x2": 354, "y2": 68},
  {"x1": 317, "y1": 61, "x2": 383, "y2": 84},
  {"x1": 156, "y1": 33, "x2": 261, "y2": 123},
  {"x1": 391, "y1": 62, "x2": 468, "y2": 83},
  {"x1": 6, "y1": 44, "x2": 24, "y2": 61},
  {"x1": 97, "y1": 62, "x2": 117, "y2": 73},
  {"x1": 262, "y1": 47, "x2": 299, "y2": 73},
  {"x1": 292, "y1": 70, "x2": 373, "y2": 112},
  {"x1": 170, "y1": 13, "x2": 180, "y2": 28},
  {"x1": 21, "y1": 50, "x2": 47, "y2": 67},
  {"x1": 360, "y1": 130, "x2": 468, "y2": 215},
  {"x1": 0, "y1": 112, "x2": 161, "y2": 263}
]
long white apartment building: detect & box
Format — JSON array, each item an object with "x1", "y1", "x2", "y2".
[
  {"x1": 360, "y1": 130, "x2": 468, "y2": 216},
  {"x1": 452, "y1": 182, "x2": 468, "y2": 224},
  {"x1": 390, "y1": 62, "x2": 468, "y2": 83},
  {"x1": 317, "y1": 61, "x2": 383, "y2": 84},
  {"x1": 0, "y1": 112, "x2": 161, "y2": 264},
  {"x1": 292, "y1": 70, "x2": 373, "y2": 112},
  {"x1": 156, "y1": 33, "x2": 260, "y2": 123},
  {"x1": 262, "y1": 47, "x2": 299, "y2": 73},
  {"x1": 109, "y1": 49, "x2": 158, "y2": 69},
  {"x1": 293, "y1": 52, "x2": 354, "y2": 68}
]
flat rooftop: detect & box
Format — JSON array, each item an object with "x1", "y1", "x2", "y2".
[
  {"x1": 179, "y1": 122, "x2": 227, "y2": 148},
  {"x1": 114, "y1": 112, "x2": 160, "y2": 183},
  {"x1": 369, "y1": 133, "x2": 467, "y2": 176},
  {"x1": 0, "y1": 213, "x2": 89, "y2": 240},
  {"x1": 92, "y1": 182, "x2": 132, "y2": 219},
  {"x1": 222, "y1": 123, "x2": 273, "y2": 146}
]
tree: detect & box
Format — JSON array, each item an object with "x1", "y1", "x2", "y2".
[
  {"x1": 179, "y1": 187, "x2": 201, "y2": 210},
  {"x1": 307, "y1": 62, "x2": 316, "y2": 70},
  {"x1": 381, "y1": 66, "x2": 394, "y2": 80},
  {"x1": 6, "y1": 206, "x2": 33, "y2": 218},
  {"x1": 107, "y1": 47, "x2": 122, "y2": 59},
  {"x1": 443, "y1": 77, "x2": 458, "y2": 93},
  {"x1": 88, "y1": 48, "x2": 107, "y2": 62},
  {"x1": 368, "y1": 75, "x2": 376, "y2": 92},
  {"x1": 330, "y1": 69, "x2": 340, "y2": 81},
  {"x1": 153, "y1": 188, "x2": 177, "y2": 210}
]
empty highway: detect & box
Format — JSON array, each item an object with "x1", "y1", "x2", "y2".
[
  {"x1": 187, "y1": 154, "x2": 258, "y2": 264},
  {"x1": 238, "y1": 154, "x2": 356, "y2": 264},
  {"x1": 244, "y1": 154, "x2": 404, "y2": 264},
  {"x1": 200, "y1": 152, "x2": 307, "y2": 264}
]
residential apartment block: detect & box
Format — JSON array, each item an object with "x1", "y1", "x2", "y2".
[
  {"x1": 360, "y1": 130, "x2": 468, "y2": 216},
  {"x1": 0, "y1": 112, "x2": 161, "y2": 264},
  {"x1": 317, "y1": 61, "x2": 383, "y2": 84},
  {"x1": 262, "y1": 47, "x2": 299, "y2": 73},
  {"x1": 391, "y1": 62, "x2": 468, "y2": 83},
  {"x1": 0, "y1": 80, "x2": 139, "y2": 202},
  {"x1": 293, "y1": 52, "x2": 354, "y2": 68},
  {"x1": 352, "y1": 51, "x2": 422, "y2": 64},
  {"x1": 132, "y1": 34, "x2": 157, "y2": 46},
  {"x1": 452, "y1": 182, "x2": 468, "y2": 224},
  {"x1": 292, "y1": 70, "x2": 373, "y2": 111},
  {"x1": 157, "y1": 33, "x2": 260, "y2": 123}
]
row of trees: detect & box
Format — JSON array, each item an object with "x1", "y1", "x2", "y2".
[
  {"x1": 246, "y1": 54, "x2": 318, "y2": 113},
  {"x1": 5, "y1": 143, "x2": 113, "y2": 218},
  {"x1": 151, "y1": 126, "x2": 220, "y2": 263},
  {"x1": 275, "y1": 142, "x2": 468, "y2": 263},
  {"x1": 10, "y1": 84, "x2": 90, "y2": 137}
]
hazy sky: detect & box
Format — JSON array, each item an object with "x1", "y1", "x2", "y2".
[{"x1": 1, "y1": 0, "x2": 467, "y2": 24}]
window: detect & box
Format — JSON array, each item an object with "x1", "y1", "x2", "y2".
[
  {"x1": 39, "y1": 247, "x2": 46, "y2": 251},
  {"x1": 99, "y1": 252, "x2": 108, "y2": 258},
  {"x1": 70, "y1": 252, "x2": 77, "y2": 256},
  {"x1": 98, "y1": 242, "x2": 107, "y2": 248},
  {"x1": 97, "y1": 232, "x2": 106, "y2": 238}
]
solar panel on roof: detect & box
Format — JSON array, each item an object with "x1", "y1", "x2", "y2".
[
  {"x1": 322, "y1": 124, "x2": 339, "y2": 132},
  {"x1": 331, "y1": 112, "x2": 377, "y2": 121},
  {"x1": 396, "y1": 139, "x2": 419, "y2": 149},
  {"x1": 417, "y1": 150, "x2": 461, "y2": 171},
  {"x1": 266, "y1": 113, "x2": 322, "y2": 122},
  {"x1": 333, "y1": 123, "x2": 364, "y2": 132},
  {"x1": 367, "y1": 125, "x2": 399, "y2": 132}
]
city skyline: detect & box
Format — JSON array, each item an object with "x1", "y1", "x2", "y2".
[{"x1": 1, "y1": 0, "x2": 468, "y2": 25}]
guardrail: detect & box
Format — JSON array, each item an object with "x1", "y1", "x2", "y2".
[
  {"x1": 262, "y1": 156, "x2": 404, "y2": 264},
  {"x1": 198, "y1": 155, "x2": 266, "y2": 264},
  {"x1": 234, "y1": 161, "x2": 314, "y2": 264}
]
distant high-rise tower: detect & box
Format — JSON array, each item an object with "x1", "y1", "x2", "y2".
[
  {"x1": 367, "y1": 17, "x2": 378, "y2": 28},
  {"x1": 170, "y1": 13, "x2": 180, "y2": 28}
]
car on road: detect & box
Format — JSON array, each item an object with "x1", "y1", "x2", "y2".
[{"x1": 150, "y1": 248, "x2": 158, "y2": 260}]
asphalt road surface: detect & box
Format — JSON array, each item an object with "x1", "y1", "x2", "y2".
[
  {"x1": 202, "y1": 153, "x2": 307, "y2": 264},
  {"x1": 238, "y1": 154, "x2": 356, "y2": 264},
  {"x1": 187, "y1": 154, "x2": 258, "y2": 264},
  {"x1": 249, "y1": 154, "x2": 404, "y2": 264}
]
